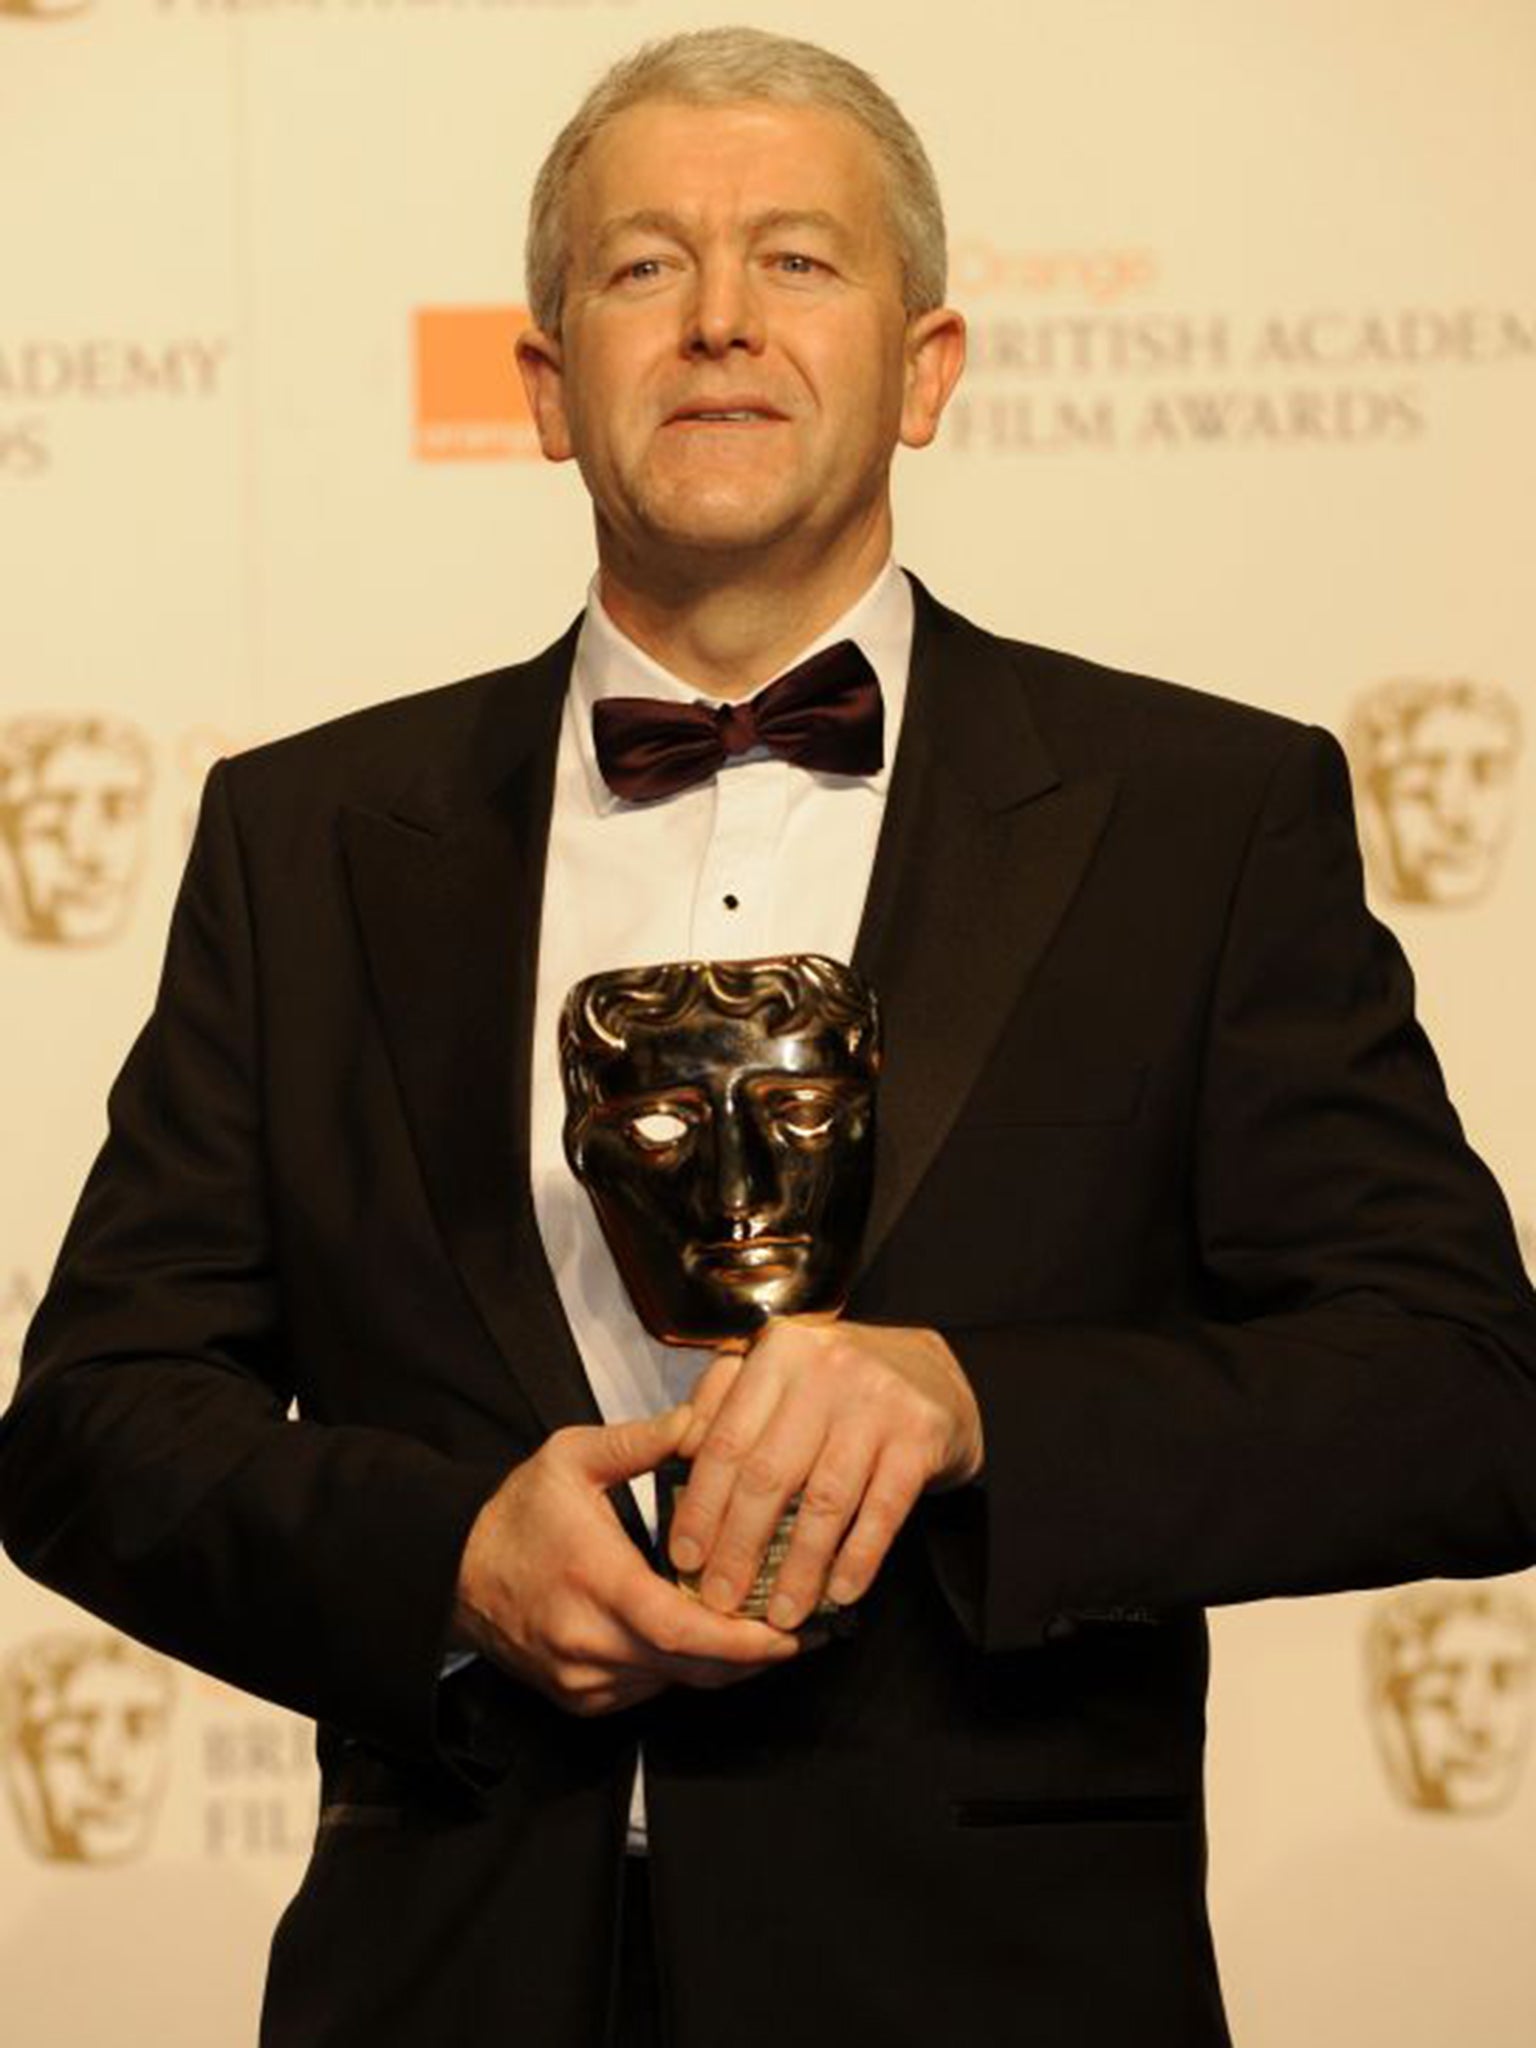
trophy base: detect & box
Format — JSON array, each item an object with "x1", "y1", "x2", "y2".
[{"x1": 654, "y1": 1457, "x2": 855, "y2": 1631}]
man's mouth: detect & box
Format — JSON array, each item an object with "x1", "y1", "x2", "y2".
[{"x1": 666, "y1": 399, "x2": 787, "y2": 426}]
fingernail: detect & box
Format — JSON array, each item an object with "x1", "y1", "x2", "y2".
[
  {"x1": 827, "y1": 1575, "x2": 857, "y2": 1606},
  {"x1": 670, "y1": 1535, "x2": 701, "y2": 1572},
  {"x1": 703, "y1": 1574, "x2": 735, "y2": 1611},
  {"x1": 767, "y1": 1593, "x2": 797, "y2": 1630}
]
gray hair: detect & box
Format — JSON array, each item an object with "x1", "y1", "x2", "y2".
[{"x1": 525, "y1": 26, "x2": 947, "y2": 334}]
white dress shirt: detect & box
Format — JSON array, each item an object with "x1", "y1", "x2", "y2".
[{"x1": 528, "y1": 558, "x2": 916, "y2": 1845}]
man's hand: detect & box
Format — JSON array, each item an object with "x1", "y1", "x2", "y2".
[
  {"x1": 668, "y1": 1319, "x2": 984, "y2": 1631},
  {"x1": 452, "y1": 1405, "x2": 802, "y2": 1717}
]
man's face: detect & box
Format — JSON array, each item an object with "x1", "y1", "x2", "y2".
[
  {"x1": 1365, "y1": 696, "x2": 1518, "y2": 906},
  {"x1": 567, "y1": 998, "x2": 878, "y2": 1345},
  {"x1": 0, "y1": 725, "x2": 151, "y2": 944},
  {"x1": 519, "y1": 98, "x2": 958, "y2": 587},
  {"x1": 4, "y1": 1644, "x2": 174, "y2": 1863}
]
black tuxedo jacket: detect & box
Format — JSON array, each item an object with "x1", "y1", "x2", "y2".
[{"x1": 4, "y1": 583, "x2": 1535, "y2": 2048}]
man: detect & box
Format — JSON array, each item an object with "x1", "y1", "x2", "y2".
[{"x1": 2, "y1": 27, "x2": 1534, "y2": 2048}]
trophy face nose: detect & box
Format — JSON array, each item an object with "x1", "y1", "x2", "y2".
[{"x1": 703, "y1": 1083, "x2": 782, "y2": 1228}]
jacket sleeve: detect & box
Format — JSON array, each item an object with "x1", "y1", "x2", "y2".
[
  {"x1": 0, "y1": 762, "x2": 506, "y2": 1766},
  {"x1": 928, "y1": 725, "x2": 1536, "y2": 1649}
]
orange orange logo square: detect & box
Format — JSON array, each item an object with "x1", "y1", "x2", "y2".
[{"x1": 413, "y1": 306, "x2": 539, "y2": 462}]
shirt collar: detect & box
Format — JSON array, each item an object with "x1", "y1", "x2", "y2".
[{"x1": 569, "y1": 560, "x2": 915, "y2": 814}]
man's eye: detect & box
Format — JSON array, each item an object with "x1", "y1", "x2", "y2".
[
  {"x1": 627, "y1": 1110, "x2": 690, "y2": 1149},
  {"x1": 774, "y1": 253, "x2": 822, "y2": 276},
  {"x1": 619, "y1": 257, "x2": 666, "y2": 283}
]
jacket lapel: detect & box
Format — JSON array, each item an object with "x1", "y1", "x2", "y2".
[
  {"x1": 853, "y1": 583, "x2": 1119, "y2": 1272},
  {"x1": 340, "y1": 629, "x2": 605, "y2": 1444}
]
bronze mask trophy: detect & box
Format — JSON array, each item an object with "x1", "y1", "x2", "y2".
[{"x1": 560, "y1": 954, "x2": 881, "y2": 1620}]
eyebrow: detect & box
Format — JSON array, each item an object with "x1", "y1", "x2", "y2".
[{"x1": 590, "y1": 207, "x2": 857, "y2": 263}]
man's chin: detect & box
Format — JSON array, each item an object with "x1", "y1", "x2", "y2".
[
  {"x1": 628, "y1": 472, "x2": 811, "y2": 551},
  {"x1": 647, "y1": 509, "x2": 801, "y2": 557}
]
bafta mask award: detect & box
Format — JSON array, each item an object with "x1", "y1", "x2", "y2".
[{"x1": 560, "y1": 954, "x2": 881, "y2": 1619}]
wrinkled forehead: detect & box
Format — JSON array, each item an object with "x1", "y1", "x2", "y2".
[
  {"x1": 570, "y1": 98, "x2": 895, "y2": 265},
  {"x1": 586, "y1": 1013, "x2": 872, "y2": 1100}
]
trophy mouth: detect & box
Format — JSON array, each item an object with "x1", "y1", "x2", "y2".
[{"x1": 686, "y1": 1235, "x2": 813, "y2": 1281}]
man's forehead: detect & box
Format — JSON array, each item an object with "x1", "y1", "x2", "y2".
[
  {"x1": 570, "y1": 97, "x2": 889, "y2": 247},
  {"x1": 592, "y1": 204, "x2": 859, "y2": 266}
]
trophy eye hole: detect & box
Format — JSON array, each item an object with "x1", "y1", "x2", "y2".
[
  {"x1": 763, "y1": 1085, "x2": 844, "y2": 1144},
  {"x1": 627, "y1": 1109, "x2": 691, "y2": 1150}
]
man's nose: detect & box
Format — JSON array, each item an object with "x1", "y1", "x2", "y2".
[{"x1": 684, "y1": 257, "x2": 766, "y2": 359}]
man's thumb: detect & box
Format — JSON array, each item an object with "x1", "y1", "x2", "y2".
[{"x1": 576, "y1": 1404, "x2": 693, "y2": 1486}]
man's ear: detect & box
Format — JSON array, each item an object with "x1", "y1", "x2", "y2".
[
  {"x1": 516, "y1": 326, "x2": 576, "y2": 463},
  {"x1": 899, "y1": 306, "x2": 967, "y2": 450}
]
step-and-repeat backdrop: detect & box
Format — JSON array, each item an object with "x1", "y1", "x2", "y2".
[{"x1": 2, "y1": 1, "x2": 1533, "y2": 2041}]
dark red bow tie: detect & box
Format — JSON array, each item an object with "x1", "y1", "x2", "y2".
[{"x1": 592, "y1": 639, "x2": 883, "y2": 804}]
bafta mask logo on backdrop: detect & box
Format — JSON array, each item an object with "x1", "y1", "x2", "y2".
[
  {"x1": 413, "y1": 307, "x2": 539, "y2": 462},
  {"x1": 0, "y1": 715, "x2": 153, "y2": 945},
  {"x1": 1346, "y1": 679, "x2": 1522, "y2": 908},
  {"x1": 0, "y1": 1633, "x2": 176, "y2": 1864},
  {"x1": 1366, "y1": 1584, "x2": 1536, "y2": 1816}
]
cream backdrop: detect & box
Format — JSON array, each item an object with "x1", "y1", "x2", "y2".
[{"x1": 2, "y1": 0, "x2": 1533, "y2": 2041}]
